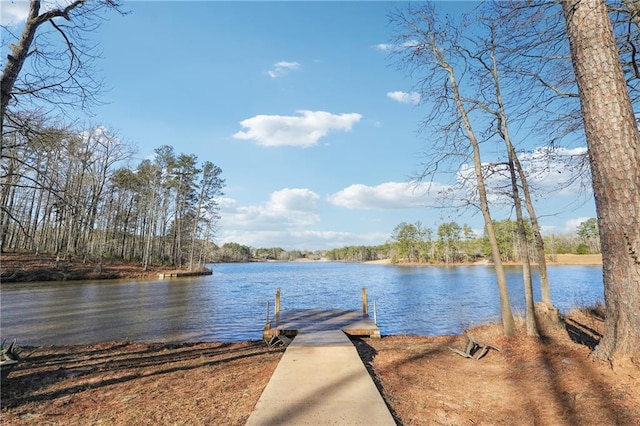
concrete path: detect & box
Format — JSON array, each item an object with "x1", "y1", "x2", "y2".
[{"x1": 245, "y1": 329, "x2": 396, "y2": 425}]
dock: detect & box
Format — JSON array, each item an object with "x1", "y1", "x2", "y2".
[
  {"x1": 263, "y1": 309, "x2": 381, "y2": 341},
  {"x1": 246, "y1": 289, "x2": 394, "y2": 425},
  {"x1": 157, "y1": 268, "x2": 212, "y2": 279},
  {"x1": 262, "y1": 287, "x2": 381, "y2": 342}
]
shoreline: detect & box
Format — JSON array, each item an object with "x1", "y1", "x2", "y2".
[
  {"x1": 363, "y1": 253, "x2": 603, "y2": 266},
  {"x1": 1, "y1": 252, "x2": 602, "y2": 283}
]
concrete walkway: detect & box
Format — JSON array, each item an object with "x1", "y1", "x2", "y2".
[{"x1": 245, "y1": 329, "x2": 396, "y2": 425}]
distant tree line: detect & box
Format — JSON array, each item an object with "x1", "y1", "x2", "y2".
[
  {"x1": 1, "y1": 121, "x2": 224, "y2": 270},
  {"x1": 383, "y1": 219, "x2": 600, "y2": 264},
  {"x1": 325, "y1": 244, "x2": 390, "y2": 262},
  {"x1": 214, "y1": 218, "x2": 600, "y2": 265}
]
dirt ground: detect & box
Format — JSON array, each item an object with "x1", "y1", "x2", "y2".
[
  {"x1": 358, "y1": 310, "x2": 640, "y2": 425},
  {"x1": 4, "y1": 252, "x2": 636, "y2": 425},
  {"x1": 2, "y1": 309, "x2": 639, "y2": 425},
  {"x1": 0, "y1": 252, "x2": 176, "y2": 282}
]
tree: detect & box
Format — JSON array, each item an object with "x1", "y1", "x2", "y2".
[
  {"x1": 170, "y1": 153, "x2": 199, "y2": 268},
  {"x1": 1, "y1": 0, "x2": 124, "y2": 134},
  {"x1": 437, "y1": 222, "x2": 462, "y2": 264},
  {"x1": 577, "y1": 218, "x2": 600, "y2": 254},
  {"x1": 467, "y1": 17, "x2": 551, "y2": 330},
  {"x1": 215, "y1": 242, "x2": 251, "y2": 263},
  {"x1": 391, "y1": 4, "x2": 516, "y2": 335},
  {"x1": 562, "y1": 0, "x2": 640, "y2": 365},
  {"x1": 390, "y1": 221, "x2": 430, "y2": 263},
  {"x1": 492, "y1": 0, "x2": 639, "y2": 139},
  {"x1": 188, "y1": 161, "x2": 224, "y2": 270}
]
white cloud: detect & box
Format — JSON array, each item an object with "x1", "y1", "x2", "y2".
[
  {"x1": 267, "y1": 188, "x2": 319, "y2": 213},
  {"x1": 387, "y1": 91, "x2": 421, "y2": 105},
  {"x1": 374, "y1": 40, "x2": 419, "y2": 52},
  {"x1": 216, "y1": 189, "x2": 390, "y2": 250},
  {"x1": 327, "y1": 181, "x2": 450, "y2": 210},
  {"x1": 563, "y1": 217, "x2": 592, "y2": 233},
  {"x1": 267, "y1": 60, "x2": 300, "y2": 78},
  {"x1": 374, "y1": 43, "x2": 393, "y2": 52},
  {"x1": 456, "y1": 146, "x2": 591, "y2": 206},
  {"x1": 539, "y1": 216, "x2": 594, "y2": 235},
  {"x1": 232, "y1": 110, "x2": 362, "y2": 147},
  {"x1": 505, "y1": 146, "x2": 591, "y2": 195},
  {"x1": 218, "y1": 188, "x2": 320, "y2": 232}
]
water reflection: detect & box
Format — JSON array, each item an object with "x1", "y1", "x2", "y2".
[{"x1": 1, "y1": 262, "x2": 603, "y2": 345}]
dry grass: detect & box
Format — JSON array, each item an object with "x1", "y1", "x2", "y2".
[
  {"x1": 2, "y1": 309, "x2": 639, "y2": 425},
  {"x1": 1, "y1": 341, "x2": 284, "y2": 425},
  {"x1": 355, "y1": 310, "x2": 639, "y2": 425}
]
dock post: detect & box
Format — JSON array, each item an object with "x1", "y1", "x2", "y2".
[
  {"x1": 362, "y1": 287, "x2": 368, "y2": 316},
  {"x1": 275, "y1": 287, "x2": 281, "y2": 317},
  {"x1": 373, "y1": 300, "x2": 377, "y2": 325}
]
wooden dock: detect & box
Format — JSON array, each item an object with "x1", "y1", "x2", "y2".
[
  {"x1": 263, "y1": 309, "x2": 381, "y2": 341},
  {"x1": 157, "y1": 269, "x2": 212, "y2": 279},
  {"x1": 262, "y1": 287, "x2": 381, "y2": 341}
]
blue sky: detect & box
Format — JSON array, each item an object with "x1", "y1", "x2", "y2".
[{"x1": 1, "y1": 1, "x2": 597, "y2": 250}]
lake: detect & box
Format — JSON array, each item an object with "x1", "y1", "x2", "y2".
[{"x1": 0, "y1": 262, "x2": 603, "y2": 345}]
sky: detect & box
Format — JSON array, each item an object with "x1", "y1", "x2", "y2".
[{"x1": 1, "y1": 1, "x2": 598, "y2": 251}]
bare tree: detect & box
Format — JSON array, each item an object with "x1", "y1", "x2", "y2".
[
  {"x1": 1, "y1": 0, "x2": 123, "y2": 134},
  {"x1": 466, "y1": 19, "x2": 551, "y2": 335},
  {"x1": 493, "y1": 0, "x2": 638, "y2": 134},
  {"x1": 390, "y1": 4, "x2": 516, "y2": 336},
  {"x1": 562, "y1": 0, "x2": 640, "y2": 366}
]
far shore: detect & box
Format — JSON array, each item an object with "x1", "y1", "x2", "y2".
[
  {"x1": 361, "y1": 253, "x2": 603, "y2": 266},
  {"x1": 289, "y1": 253, "x2": 602, "y2": 266}
]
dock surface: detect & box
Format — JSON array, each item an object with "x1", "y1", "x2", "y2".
[
  {"x1": 263, "y1": 309, "x2": 381, "y2": 341},
  {"x1": 246, "y1": 310, "x2": 394, "y2": 425}
]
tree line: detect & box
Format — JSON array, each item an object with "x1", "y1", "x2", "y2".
[
  {"x1": 1, "y1": 121, "x2": 224, "y2": 270},
  {"x1": 214, "y1": 218, "x2": 600, "y2": 264}
]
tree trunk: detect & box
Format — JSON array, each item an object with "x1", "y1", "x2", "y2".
[
  {"x1": 563, "y1": 0, "x2": 640, "y2": 366},
  {"x1": 487, "y1": 39, "x2": 542, "y2": 336},
  {"x1": 446, "y1": 64, "x2": 516, "y2": 336},
  {"x1": 509, "y1": 157, "x2": 539, "y2": 337},
  {"x1": 1, "y1": 1, "x2": 42, "y2": 133},
  {"x1": 517, "y1": 157, "x2": 553, "y2": 307}
]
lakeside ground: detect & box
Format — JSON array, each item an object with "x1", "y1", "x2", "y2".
[
  {"x1": 5, "y1": 251, "x2": 636, "y2": 425},
  {"x1": 2, "y1": 309, "x2": 639, "y2": 425}
]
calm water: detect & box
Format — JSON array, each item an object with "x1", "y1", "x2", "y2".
[{"x1": 1, "y1": 262, "x2": 603, "y2": 345}]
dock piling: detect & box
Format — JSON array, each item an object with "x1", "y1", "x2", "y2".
[
  {"x1": 373, "y1": 300, "x2": 377, "y2": 325},
  {"x1": 361, "y1": 287, "x2": 368, "y2": 316}
]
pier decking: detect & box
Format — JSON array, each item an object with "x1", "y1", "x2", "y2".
[
  {"x1": 262, "y1": 287, "x2": 381, "y2": 342},
  {"x1": 157, "y1": 269, "x2": 212, "y2": 279},
  {"x1": 263, "y1": 309, "x2": 381, "y2": 342},
  {"x1": 247, "y1": 289, "x2": 393, "y2": 425}
]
